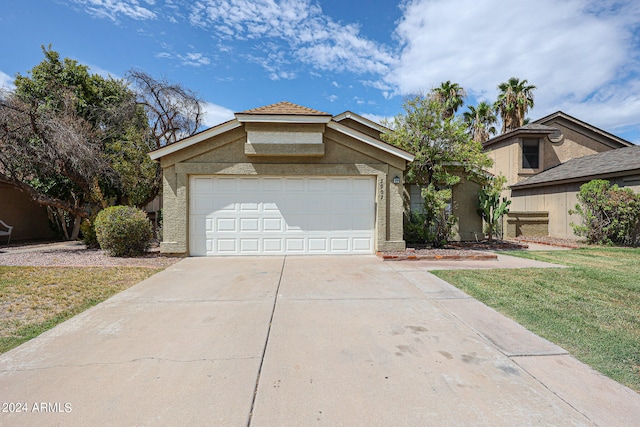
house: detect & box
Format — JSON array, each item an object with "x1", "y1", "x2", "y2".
[
  {"x1": 149, "y1": 102, "x2": 414, "y2": 256},
  {"x1": 509, "y1": 145, "x2": 640, "y2": 238},
  {"x1": 483, "y1": 111, "x2": 635, "y2": 238},
  {"x1": 0, "y1": 183, "x2": 57, "y2": 242}
]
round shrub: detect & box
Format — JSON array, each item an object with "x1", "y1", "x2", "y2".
[{"x1": 94, "y1": 206, "x2": 153, "y2": 257}]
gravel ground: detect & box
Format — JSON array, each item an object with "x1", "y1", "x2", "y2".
[{"x1": 0, "y1": 241, "x2": 182, "y2": 268}]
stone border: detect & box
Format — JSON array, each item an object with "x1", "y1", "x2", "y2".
[{"x1": 376, "y1": 252, "x2": 498, "y2": 261}]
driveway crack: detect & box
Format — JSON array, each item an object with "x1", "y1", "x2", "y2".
[{"x1": 247, "y1": 255, "x2": 286, "y2": 426}]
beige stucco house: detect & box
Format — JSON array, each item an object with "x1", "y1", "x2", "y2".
[
  {"x1": 509, "y1": 145, "x2": 640, "y2": 238},
  {"x1": 483, "y1": 111, "x2": 635, "y2": 239},
  {"x1": 150, "y1": 102, "x2": 414, "y2": 256}
]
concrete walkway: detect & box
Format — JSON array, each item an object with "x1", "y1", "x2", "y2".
[{"x1": 1, "y1": 255, "x2": 638, "y2": 426}]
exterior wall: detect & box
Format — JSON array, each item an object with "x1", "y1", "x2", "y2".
[
  {"x1": 159, "y1": 124, "x2": 407, "y2": 255},
  {"x1": 452, "y1": 176, "x2": 483, "y2": 241},
  {"x1": 486, "y1": 130, "x2": 618, "y2": 190},
  {"x1": 0, "y1": 183, "x2": 56, "y2": 241},
  {"x1": 486, "y1": 126, "x2": 624, "y2": 238},
  {"x1": 505, "y1": 211, "x2": 549, "y2": 238},
  {"x1": 510, "y1": 177, "x2": 640, "y2": 239},
  {"x1": 405, "y1": 172, "x2": 483, "y2": 242}
]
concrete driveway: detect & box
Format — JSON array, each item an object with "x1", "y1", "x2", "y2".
[{"x1": 1, "y1": 255, "x2": 639, "y2": 426}]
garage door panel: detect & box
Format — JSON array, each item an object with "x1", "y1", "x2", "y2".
[
  {"x1": 189, "y1": 176, "x2": 375, "y2": 255},
  {"x1": 240, "y1": 239, "x2": 260, "y2": 252},
  {"x1": 240, "y1": 218, "x2": 259, "y2": 232},
  {"x1": 263, "y1": 239, "x2": 283, "y2": 252},
  {"x1": 216, "y1": 218, "x2": 237, "y2": 232},
  {"x1": 285, "y1": 238, "x2": 305, "y2": 252},
  {"x1": 330, "y1": 238, "x2": 349, "y2": 251},
  {"x1": 263, "y1": 218, "x2": 284, "y2": 232}
]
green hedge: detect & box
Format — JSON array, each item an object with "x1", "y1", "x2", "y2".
[{"x1": 94, "y1": 206, "x2": 152, "y2": 257}]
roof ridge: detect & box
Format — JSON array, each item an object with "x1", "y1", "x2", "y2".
[{"x1": 239, "y1": 101, "x2": 330, "y2": 116}]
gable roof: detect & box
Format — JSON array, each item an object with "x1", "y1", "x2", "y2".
[
  {"x1": 483, "y1": 111, "x2": 633, "y2": 149},
  {"x1": 482, "y1": 123, "x2": 556, "y2": 148},
  {"x1": 534, "y1": 111, "x2": 633, "y2": 148},
  {"x1": 235, "y1": 101, "x2": 332, "y2": 124},
  {"x1": 150, "y1": 102, "x2": 414, "y2": 162},
  {"x1": 511, "y1": 145, "x2": 640, "y2": 189},
  {"x1": 239, "y1": 101, "x2": 330, "y2": 116}
]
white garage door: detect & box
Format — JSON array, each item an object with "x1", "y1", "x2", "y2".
[{"x1": 189, "y1": 176, "x2": 376, "y2": 255}]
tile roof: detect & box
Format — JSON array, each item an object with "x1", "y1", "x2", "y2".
[
  {"x1": 238, "y1": 101, "x2": 330, "y2": 116},
  {"x1": 512, "y1": 145, "x2": 640, "y2": 188}
]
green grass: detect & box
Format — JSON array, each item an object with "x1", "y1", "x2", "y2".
[
  {"x1": 0, "y1": 266, "x2": 161, "y2": 353},
  {"x1": 432, "y1": 247, "x2": 640, "y2": 393}
]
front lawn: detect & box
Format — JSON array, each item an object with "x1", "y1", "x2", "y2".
[
  {"x1": 0, "y1": 266, "x2": 161, "y2": 353},
  {"x1": 432, "y1": 247, "x2": 640, "y2": 393}
]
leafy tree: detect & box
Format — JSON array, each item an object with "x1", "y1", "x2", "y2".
[
  {"x1": 383, "y1": 91, "x2": 492, "y2": 247},
  {"x1": 494, "y1": 77, "x2": 536, "y2": 133},
  {"x1": 433, "y1": 80, "x2": 466, "y2": 119},
  {"x1": 477, "y1": 174, "x2": 511, "y2": 244},
  {"x1": 463, "y1": 101, "x2": 497, "y2": 143},
  {"x1": 0, "y1": 46, "x2": 203, "y2": 240},
  {"x1": 570, "y1": 180, "x2": 640, "y2": 246}
]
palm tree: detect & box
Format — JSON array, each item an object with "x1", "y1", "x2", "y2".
[
  {"x1": 463, "y1": 102, "x2": 497, "y2": 143},
  {"x1": 433, "y1": 81, "x2": 466, "y2": 119},
  {"x1": 494, "y1": 77, "x2": 536, "y2": 133}
]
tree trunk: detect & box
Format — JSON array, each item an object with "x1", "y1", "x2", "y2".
[{"x1": 70, "y1": 215, "x2": 82, "y2": 240}]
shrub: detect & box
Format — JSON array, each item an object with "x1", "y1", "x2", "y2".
[
  {"x1": 80, "y1": 217, "x2": 99, "y2": 248},
  {"x1": 94, "y1": 206, "x2": 153, "y2": 257},
  {"x1": 477, "y1": 175, "x2": 511, "y2": 244},
  {"x1": 570, "y1": 180, "x2": 640, "y2": 246}
]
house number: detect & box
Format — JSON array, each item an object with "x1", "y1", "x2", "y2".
[{"x1": 379, "y1": 178, "x2": 384, "y2": 200}]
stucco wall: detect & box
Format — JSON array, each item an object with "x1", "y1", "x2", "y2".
[
  {"x1": 452, "y1": 176, "x2": 483, "y2": 241},
  {"x1": 510, "y1": 177, "x2": 640, "y2": 239},
  {"x1": 159, "y1": 123, "x2": 407, "y2": 255},
  {"x1": 0, "y1": 184, "x2": 56, "y2": 241}
]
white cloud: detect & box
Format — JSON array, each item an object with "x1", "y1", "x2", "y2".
[
  {"x1": 0, "y1": 71, "x2": 15, "y2": 91},
  {"x1": 188, "y1": 0, "x2": 394, "y2": 76},
  {"x1": 201, "y1": 101, "x2": 235, "y2": 127},
  {"x1": 71, "y1": 0, "x2": 157, "y2": 21},
  {"x1": 327, "y1": 94, "x2": 338, "y2": 102},
  {"x1": 177, "y1": 52, "x2": 211, "y2": 67},
  {"x1": 360, "y1": 113, "x2": 393, "y2": 128},
  {"x1": 387, "y1": 0, "x2": 640, "y2": 132}
]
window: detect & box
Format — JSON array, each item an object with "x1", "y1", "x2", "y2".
[{"x1": 522, "y1": 138, "x2": 540, "y2": 169}]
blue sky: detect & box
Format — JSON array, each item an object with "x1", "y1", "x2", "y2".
[{"x1": 1, "y1": 0, "x2": 640, "y2": 142}]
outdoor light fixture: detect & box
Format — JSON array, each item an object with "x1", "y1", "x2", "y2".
[{"x1": 393, "y1": 176, "x2": 401, "y2": 184}]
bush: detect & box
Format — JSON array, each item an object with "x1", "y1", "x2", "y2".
[
  {"x1": 94, "y1": 206, "x2": 153, "y2": 257},
  {"x1": 80, "y1": 217, "x2": 99, "y2": 248},
  {"x1": 570, "y1": 180, "x2": 640, "y2": 246}
]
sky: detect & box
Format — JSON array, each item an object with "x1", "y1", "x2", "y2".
[{"x1": 1, "y1": 0, "x2": 640, "y2": 143}]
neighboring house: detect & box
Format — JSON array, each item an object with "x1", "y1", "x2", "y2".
[
  {"x1": 149, "y1": 102, "x2": 414, "y2": 256},
  {"x1": 483, "y1": 111, "x2": 635, "y2": 239},
  {"x1": 0, "y1": 182, "x2": 56, "y2": 241},
  {"x1": 510, "y1": 145, "x2": 640, "y2": 238}
]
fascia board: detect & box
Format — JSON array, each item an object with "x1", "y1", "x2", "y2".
[
  {"x1": 327, "y1": 121, "x2": 414, "y2": 162},
  {"x1": 333, "y1": 111, "x2": 389, "y2": 133},
  {"x1": 149, "y1": 120, "x2": 242, "y2": 160}
]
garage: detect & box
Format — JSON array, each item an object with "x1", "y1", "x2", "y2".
[
  {"x1": 189, "y1": 175, "x2": 375, "y2": 255},
  {"x1": 150, "y1": 102, "x2": 413, "y2": 256}
]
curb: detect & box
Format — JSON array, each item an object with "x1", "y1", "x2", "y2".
[
  {"x1": 376, "y1": 252, "x2": 498, "y2": 261},
  {"x1": 511, "y1": 239, "x2": 580, "y2": 249}
]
